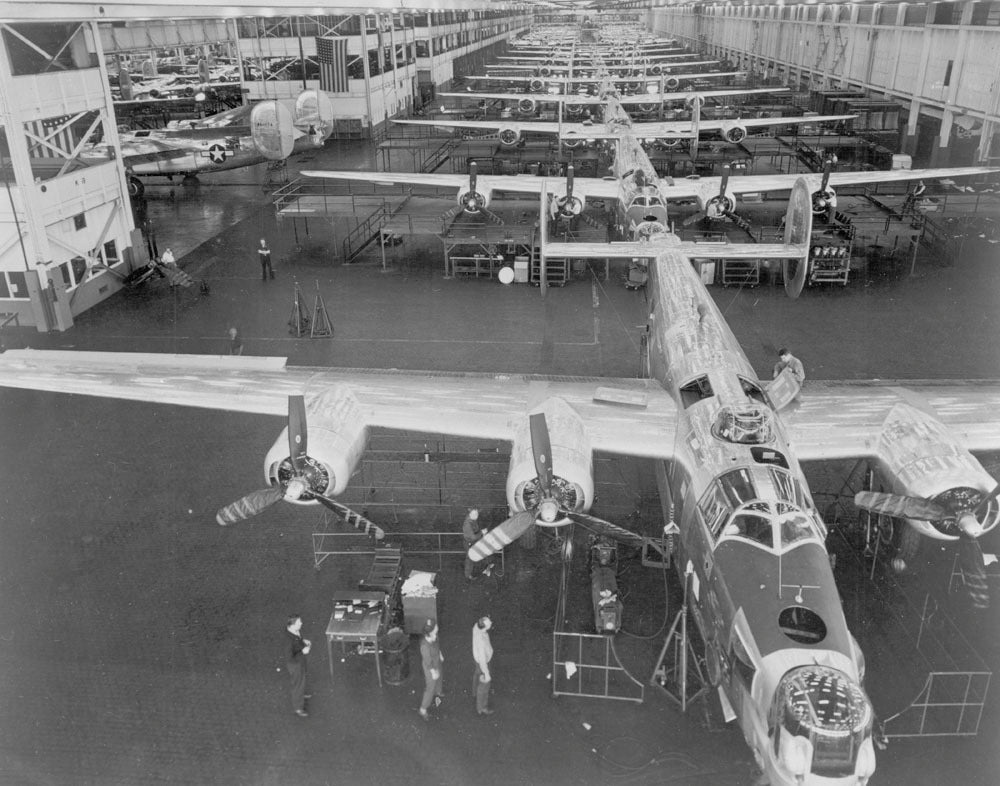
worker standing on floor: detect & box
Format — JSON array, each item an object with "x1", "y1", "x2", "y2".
[
  {"x1": 462, "y1": 508, "x2": 481, "y2": 581},
  {"x1": 418, "y1": 619, "x2": 444, "y2": 721},
  {"x1": 471, "y1": 616, "x2": 495, "y2": 716}
]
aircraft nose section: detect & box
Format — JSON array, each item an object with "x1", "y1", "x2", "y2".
[{"x1": 957, "y1": 512, "x2": 983, "y2": 538}]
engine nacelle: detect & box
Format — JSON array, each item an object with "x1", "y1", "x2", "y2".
[
  {"x1": 703, "y1": 191, "x2": 737, "y2": 219},
  {"x1": 505, "y1": 398, "x2": 594, "y2": 520},
  {"x1": 456, "y1": 186, "x2": 491, "y2": 213},
  {"x1": 263, "y1": 387, "x2": 368, "y2": 503},
  {"x1": 517, "y1": 97, "x2": 536, "y2": 115},
  {"x1": 721, "y1": 121, "x2": 748, "y2": 144},
  {"x1": 876, "y1": 402, "x2": 1000, "y2": 540},
  {"x1": 811, "y1": 186, "x2": 837, "y2": 215},
  {"x1": 664, "y1": 76, "x2": 681, "y2": 90},
  {"x1": 649, "y1": 64, "x2": 663, "y2": 76},
  {"x1": 529, "y1": 77, "x2": 545, "y2": 92},
  {"x1": 551, "y1": 192, "x2": 584, "y2": 219},
  {"x1": 497, "y1": 126, "x2": 521, "y2": 147},
  {"x1": 539, "y1": 65, "x2": 553, "y2": 77},
  {"x1": 655, "y1": 137, "x2": 683, "y2": 149}
]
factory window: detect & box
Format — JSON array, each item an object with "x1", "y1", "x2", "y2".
[
  {"x1": 73, "y1": 213, "x2": 86, "y2": 231},
  {"x1": 415, "y1": 40, "x2": 429, "y2": 58},
  {"x1": 971, "y1": 2, "x2": 1000, "y2": 24},
  {"x1": 3, "y1": 23, "x2": 96, "y2": 74},
  {"x1": 856, "y1": 5, "x2": 873, "y2": 23},
  {"x1": 0, "y1": 275, "x2": 8, "y2": 299},
  {"x1": 6, "y1": 271, "x2": 29, "y2": 299},
  {"x1": 931, "y1": 2, "x2": 961, "y2": 24},
  {"x1": 70, "y1": 256, "x2": 87, "y2": 287},
  {"x1": 414, "y1": 14, "x2": 428, "y2": 27},
  {"x1": 943, "y1": 60, "x2": 954, "y2": 86},
  {"x1": 903, "y1": 4, "x2": 929, "y2": 25},
  {"x1": 103, "y1": 240, "x2": 120, "y2": 267}
]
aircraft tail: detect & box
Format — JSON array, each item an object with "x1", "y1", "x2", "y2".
[
  {"x1": 779, "y1": 177, "x2": 813, "y2": 298},
  {"x1": 294, "y1": 89, "x2": 335, "y2": 143},
  {"x1": 250, "y1": 101, "x2": 295, "y2": 160}
]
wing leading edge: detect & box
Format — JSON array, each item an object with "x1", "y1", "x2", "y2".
[{"x1": 0, "y1": 350, "x2": 679, "y2": 461}]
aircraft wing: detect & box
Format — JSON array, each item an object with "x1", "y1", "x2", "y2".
[
  {"x1": 778, "y1": 381, "x2": 1000, "y2": 461},
  {"x1": 628, "y1": 114, "x2": 855, "y2": 138},
  {"x1": 541, "y1": 240, "x2": 808, "y2": 260},
  {"x1": 0, "y1": 350, "x2": 680, "y2": 462},
  {"x1": 665, "y1": 167, "x2": 1000, "y2": 199},
  {"x1": 300, "y1": 169, "x2": 622, "y2": 201},
  {"x1": 391, "y1": 119, "x2": 563, "y2": 135},
  {"x1": 440, "y1": 87, "x2": 788, "y2": 106}
]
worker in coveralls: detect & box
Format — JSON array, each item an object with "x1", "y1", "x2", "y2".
[
  {"x1": 462, "y1": 508, "x2": 481, "y2": 580},
  {"x1": 418, "y1": 619, "x2": 444, "y2": 720},
  {"x1": 472, "y1": 616, "x2": 495, "y2": 715}
]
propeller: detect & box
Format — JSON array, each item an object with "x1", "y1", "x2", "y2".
[
  {"x1": 683, "y1": 164, "x2": 736, "y2": 226},
  {"x1": 458, "y1": 162, "x2": 486, "y2": 213},
  {"x1": 468, "y1": 413, "x2": 642, "y2": 563},
  {"x1": 811, "y1": 159, "x2": 836, "y2": 215},
  {"x1": 216, "y1": 395, "x2": 323, "y2": 526},
  {"x1": 854, "y1": 486, "x2": 1000, "y2": 609},
  {"x1": 552, "y1": 166, "x2": 584, "y2": 220}
]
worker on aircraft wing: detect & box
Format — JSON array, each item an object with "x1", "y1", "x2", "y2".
[{"x1": 773, "y1": 347, "x2": 806, "y2": 385}]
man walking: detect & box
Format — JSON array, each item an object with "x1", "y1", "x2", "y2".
[
  {"x1": 258, "y1": 238, "x2": 274, "y2": 281},
  {"x1": 472, "y1": 616, "x2": 494, "y2": 716},
  {"x1": 462, "y1": 508, "x2": 481, "y2": 581},
  {"x1": 418, "y1": 619, "x2": 444, "y2": 720},
  {"x1": 285, "y1": 614, "x2": 311, "y2": 717}
]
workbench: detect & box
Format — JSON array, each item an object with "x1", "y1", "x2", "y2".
[{"x1": 325, "y1": 590, "x2": 388, "y2": 687}]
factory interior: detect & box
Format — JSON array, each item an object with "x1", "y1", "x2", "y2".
[{"x1": 0, "y1": 1, "x2": 999, "y2": 784}]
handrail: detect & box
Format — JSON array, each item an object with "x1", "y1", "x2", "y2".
[{"x1": 343, "y1": 202, "x2": 390, "y2": 263}]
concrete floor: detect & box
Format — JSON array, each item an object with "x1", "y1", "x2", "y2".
[{"x1": 1, "y1": 132, "x2": 1000, "y2": 786}]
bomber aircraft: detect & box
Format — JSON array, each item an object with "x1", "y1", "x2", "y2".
[
  {"x1": 81, "y1": 90, "x2": 335, "y2": 198},
  {"x1": 4, "y1": 103, "x2": 999, "y2": 786}
]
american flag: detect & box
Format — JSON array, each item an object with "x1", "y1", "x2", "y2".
[
  {"x1": 24, "y1": 114, "x2": 77, "y2": 159},
  {"x1": 316, "y1": 36, "x2": 349, "y2": 93}
]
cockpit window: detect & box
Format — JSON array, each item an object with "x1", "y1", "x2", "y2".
[
  {"x1": 680, "y1": 375, "x2": 714, "y2": 408},
  {"x1": 779, "y1": 512, "x2": 817, "y2": 547},
  {"x1": 723, "y1": 511, "x2": 773, "y2": 546},
  {"x1": 739, "y1": 376, "x2": 766, "y2": 403}
]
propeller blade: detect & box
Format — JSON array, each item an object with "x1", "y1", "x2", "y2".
[
  {"x1": 820, "y1": 158, "x2": 832, "y2": 191},
  {"x1": 718, "y1": 164, "x2": 731, "y2": 199},
  {"x1": 682, "y1": 211, "x2": 707, "y2": 226},
  {"x1": 973, "y1": 482, "x2": 1000, "y2": 518},
  {"x1": 958, "y1": 537, "x2": 990, "y2": 610},
  {"x1": 529, "y1": 412, "x2": 554, "y2": 496},
  {"x1": 468, "y1": 510, "x2": 536, "y2": 562},
  {"x1": 565, "y1": 165, "x2": 574, "y2": 200},
  {"x1": 569, "y1": 512, "x2": 645, "y2": 549},
  {"x1": 216, "y1": 486, "x2": 284, "y2": 526},
  {"x1": 690, "y1": 93, "x2": 701, "y2": 162},
  {"x1": 469, "y1": 160, "x2": 477, "y2": 195},
  {"x1": 306, "y1": 492, "x2": 386, "y2": 540},
  {"x1": 853, "y1": 491, "x2": 950, "y2": 522},
  {"x1": 287, "y1": 394, "x2": 307, "y2": 472}
]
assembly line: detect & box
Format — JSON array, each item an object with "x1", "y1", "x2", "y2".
[{"x1": 1, "y1": 5, "x2": 999, "y2": 786}]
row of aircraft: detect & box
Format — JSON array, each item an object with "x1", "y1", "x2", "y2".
[{"x1": 4, "y1": 25, "x2": 998, "y2": 786}]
